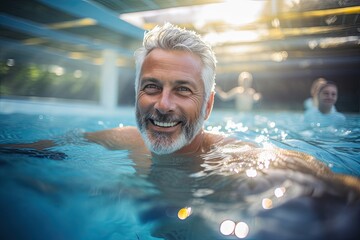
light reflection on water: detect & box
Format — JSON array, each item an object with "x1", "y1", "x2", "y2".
[{"x1": 0, "y1": 111, "x2": 360, "y2": 239}]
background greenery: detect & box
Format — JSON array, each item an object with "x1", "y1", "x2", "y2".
[{"x1": 0, "y1": 61, "x2": 99, "y2": 101}]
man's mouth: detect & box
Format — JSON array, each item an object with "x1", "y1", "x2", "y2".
[{"x1": 151, "y1": 120, "x2": 180, "y2": 128}]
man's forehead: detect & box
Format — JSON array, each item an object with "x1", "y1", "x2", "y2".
[
  {"x1": 140, "y1": 48, "x2": 203, "y2": 82},
  {"x1": 144, "y1": 48, "x2": 202, "y2": 65}
]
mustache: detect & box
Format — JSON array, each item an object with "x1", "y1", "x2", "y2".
[{"x1": 145, "y1": 110, "x2": 187, "y2": 126}]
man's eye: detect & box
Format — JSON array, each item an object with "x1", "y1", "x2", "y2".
[
  {"x1": 143, "y1": 84, "x2": 160, "y2": 93},
  {"x1": 177, "y1": 86, "x2": 191, "y2": 92},
  {"x1": 144, "y1": 84, "x2": 157, "y2": 89}
]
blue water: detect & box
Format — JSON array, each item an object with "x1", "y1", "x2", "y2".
[
  {"x1": 208, "y1": 110, "x2": 360, "y2": 176},
  {"x1": 0, "y1": 109, "x2": 359, "y2": 239}
]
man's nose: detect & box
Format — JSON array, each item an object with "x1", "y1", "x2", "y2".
[{"x1": 154, "y1": 90, "x2": 174, "y2": 114}]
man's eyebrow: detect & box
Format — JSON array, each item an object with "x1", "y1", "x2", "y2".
[
  {"x1": 174, "y1": 80, "x2": 193, "y2": 85},
  {"x1": 141, "y1": 78, "x2": 196, "y2": 86},
  {"x1": 140, "y1": 77, "x2": 160, "y2": 85},
  {"x1": 175, "y1": 80, "x2": 199, "y2": 90}
]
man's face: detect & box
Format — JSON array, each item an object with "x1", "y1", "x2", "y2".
[
  {"x1": 136, "y1": 48, "x2": 208, "y2": 155},
  {"x1": 318, "y1": 85, "x2": 338, "y2": 109}
]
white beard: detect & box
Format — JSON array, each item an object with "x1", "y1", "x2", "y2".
[{"x1": 136, "y1": 104, "x2": 206, "y2": 155}]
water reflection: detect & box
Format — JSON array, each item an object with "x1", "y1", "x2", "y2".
[
  {"x1": 1, "y1": 112, "x2": 359, "y2": 239},
  {"x1": 133, "y1": 137, "x2": 360, "y2": 239},
  {"x1": 262, "y1": 198, "x2": 273, "y2": 209},
  {"x1": 220, "y1": 219, "x2": 236, "y2": 235},
  {"x1": 220, "y1": 220, "x2": 250, "y2": 239},
  {"x1": 177, "y1": 207, "x2": 192, "y2": 220},
  {"x1": 235, "y1": 222, "x2": 250, "y2": 239},
  {"x1": 274, "y1": 187, "x2": 286, "y2": 198}
]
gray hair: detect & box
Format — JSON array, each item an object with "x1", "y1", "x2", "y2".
[{"x1": 134, "y1": 23, "x2": 217, "y2": 102}]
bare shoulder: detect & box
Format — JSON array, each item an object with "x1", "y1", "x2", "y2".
[
  {"x1": 85, "y1": 126, "x2": 145, "y2": 150},
  {"x1": 204, "y1": 131, "x2": 257, "y2": 148}
]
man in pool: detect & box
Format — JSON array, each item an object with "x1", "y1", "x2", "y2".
[
  {"x1": 2, "y1": 24, "x2": 360, "y2": 239},
  {"x1": 7, "y1": 23, "x2": 228, "y2": 156},
  {"x1": 86, "y1": 23, "x2": 224, "y2": 156},
  {"x1": 2, "y1": 23, "x2": 359, "y2": 175},
  {"x1": 2, "y1": 23, "x2": 360, "y2": 238}
]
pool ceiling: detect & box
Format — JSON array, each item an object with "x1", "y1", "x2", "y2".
[{"x1": 0, "y1": 0, "x2": 360, "y2": 74}]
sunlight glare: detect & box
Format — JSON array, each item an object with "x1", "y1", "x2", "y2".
[
  {"x1": 220, "y1": 220, "x2": 236, "y2": 235},
  {"x1": 234, "y1": 221, "x2": 250, "y2": 238},
  {"x1": 221, "y1": 0, "x2": 265, "y2": 25},
  {"x1": 178, "y1": 207, "x2": 192, "y2": 220},
  {"x1": 275, "y1": 187, "x2": 286, "y2": 198},
  {"x1": 204, "y1": 30, "x2": 260, "y2": 46},
  {"x1": 120, "y1": 0, "x2": 265, "y2": 46},
  {"x1": 49, "y1": 65, "x2": 65, "y2": 76},
  {"x1": 262, "y1": 198, "x2": 273, "y2": 209},
  {"x1": 246, "y1": 168, "x2": 257, "y2": 178}
]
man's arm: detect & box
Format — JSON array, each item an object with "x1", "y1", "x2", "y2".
[
  {"x1": 215, "y1": 86, "x2": 243, "y2": 100},
  {"x1": 84, "y1": 126, "x2": 145, "y2": 151},
  {"x1": 0, "y1": 140, "x2": 56, "y2": 150},
  {"x1": 0, "y1": 126, "x2": 144, "y2": 151}
]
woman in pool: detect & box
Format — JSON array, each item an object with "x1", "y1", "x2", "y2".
[{"x1": 304, "y1": 81, "x2": 345, "y2": 127}]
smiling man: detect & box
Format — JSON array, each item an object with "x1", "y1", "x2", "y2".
[
  {"x1": 136, "y1": 48, "x2": 211, "y2": 155},
  {"x1": 0, "y1": 23, "x2": 226, "y2": 155},
  {"x1": 1, "y1": 23, "x2": 360, "y2": 239},
  {"x1": 84, "y1": 23, "x2": 225, "y2": 156}
]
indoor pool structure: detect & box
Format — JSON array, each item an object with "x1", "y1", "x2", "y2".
[{"x1": 1, "y1": 1, "x2": 360, "y2": 239}]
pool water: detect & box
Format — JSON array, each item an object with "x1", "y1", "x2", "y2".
[{"x1": 0, "y1": 108, "x2": 359, "y2": 240}]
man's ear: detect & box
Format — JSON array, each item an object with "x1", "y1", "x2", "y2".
[{"x1": 204, "y1": 91, "x2": 215, "y2": 120}]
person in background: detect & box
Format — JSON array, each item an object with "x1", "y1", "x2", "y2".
[
  {"x1": 215, "y1": 72, "x2": 261, "y2": 111},
  {"x1": 304, "y1": 77, "x2": 327, "y2": 110},
  {"x1": 304, "y1": 80, "x2": 345, "y2": 127},
  {"x1": 0, "y1": 23, "x2": 359, "y2": 239}
]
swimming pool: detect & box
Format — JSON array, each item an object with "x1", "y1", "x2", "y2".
[{"x1": 0, "y1": 107, "x2": 359, "y2": 239}]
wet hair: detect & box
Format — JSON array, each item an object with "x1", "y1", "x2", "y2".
[
  {"x1": 317, "y1": 80, "x2": 337, "y2": 96},
  {"x1": 134, "y1": 23, "x2": 217, "y2": 102}
]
